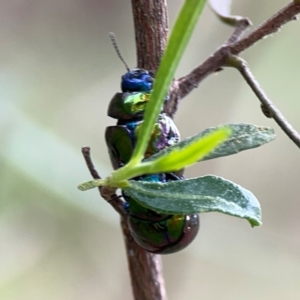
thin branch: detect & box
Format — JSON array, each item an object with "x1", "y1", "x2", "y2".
[
  {"x1": 229, "y1": 1, "x2": 300, "y2": 55},
  {"x1": 81, "y1": 147, "x2": 125, "y2": 216},
  {"x1": 208, "y1": 2, "x2": 252, "y2": 44},
  {"x1": 226, "y1": 17, "x2": 252, "y2": 44},
  {"x1": 167, "y1": 1, "x2": 300, "y2": 117},
  {"x1": 227, "y1": 56, "x2": 300, "y2": 148}
]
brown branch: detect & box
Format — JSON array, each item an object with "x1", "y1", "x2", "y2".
[
  {"x1": 166, "y1": 1, "x2": 300, "y2": 117},
  {"x1": 209, "y1": 1, "x2": 252, "y2": 44},
  {"x1": 83, "y1": 2, "x2": 169, "y2": 299},
  {"x1": 227, "y1": 56, "x2": 300, "y2": 148},
  {"x1": 131, "y1": 0, "x2": 168, "y2": 70},
  {"x1": 226, "y1": 17, "x2": 252, "y2": 44},
  {"x1": 229, "y1": 1, "x2": 300, "y2": 55},
  {"x1": 121, "y1": 217, "x2": 167, "y2": 300},
  {"x1": 110, "y1": 1, "x2": 171, "y2": 299},
  {"x1": 81, "y1": 147, "x2": 125, "y2": 216}
]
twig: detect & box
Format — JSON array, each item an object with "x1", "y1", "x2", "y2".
[
  {"x1": 226, "y1": 56, "x2": 300, "y2": 148},
  {"x1": 229, "y1": 1, "x2": 300, "y2": 55},
  {"x1": 166, "y1": 1, "x2": 300, "y2": 117},
  {"x1": 81, "y1": 147, "x2": 125, "y2": 216},
  {"x1": 209, "y1": 2, "x2": 252, "y2": 44},
  {"x1": 226, "y1": 17, "x2": 252, "y2": 44}
]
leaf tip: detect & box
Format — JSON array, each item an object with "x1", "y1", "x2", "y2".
[
  {"x1": 77, "y1": 179, "x2": 103, "y2": 191},
  {"x1": 249, "y1": 219, "x2": 262, "y2": 228},
  {"x1": 78, "y1": 183, "x2": 88, "y2": 191}
]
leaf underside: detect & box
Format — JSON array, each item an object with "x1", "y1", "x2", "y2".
[{"x1": 124, "y1": 175, "x2": 262, "y2": 227}]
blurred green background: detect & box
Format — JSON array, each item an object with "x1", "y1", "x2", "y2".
[{"x1": 1, "y1": 0, "x2": 300, "y2": 299}]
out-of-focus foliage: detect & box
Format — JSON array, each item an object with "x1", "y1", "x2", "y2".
[{"x1": 1, "y1": 1, "x2": 300, "y2": 300}]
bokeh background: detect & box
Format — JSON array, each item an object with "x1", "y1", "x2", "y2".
[{"x1": 1, "y1": 0, "x2": 300, "y2": 299}]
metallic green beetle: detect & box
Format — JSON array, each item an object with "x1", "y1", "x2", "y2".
[{"x1": 105, "y1": 68, "x2": 199, "y2": 254}]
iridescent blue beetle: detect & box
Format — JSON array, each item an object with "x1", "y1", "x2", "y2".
[{"x1": 105, "y1": 33, "x2": 199, "y2": 254}]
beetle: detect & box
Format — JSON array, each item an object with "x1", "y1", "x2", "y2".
[{"x1": 104, "y1": 34, "x2": 199, "y2": 254}]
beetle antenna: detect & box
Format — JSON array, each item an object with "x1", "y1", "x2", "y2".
[{"x1": 109, "y1": 32, "x2": 130, "y2": 72}]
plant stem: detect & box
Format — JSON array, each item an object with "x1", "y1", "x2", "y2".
[
  {"x1": 131, "y1": 0, "x2": 168, "y2": 70},
  {"x1": 227, "y1": 56, "x2": 300, "y2": 148},
  {"x1": 127, "y1": 1, "x2": 169, "y2": 299},
  {"x1": 81, "y1": 147, "x2": 125, "y2": 216}
]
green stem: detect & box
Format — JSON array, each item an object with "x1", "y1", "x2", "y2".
[{"x1": 128, "y1": 0, "x2": 207, "y2": 166}]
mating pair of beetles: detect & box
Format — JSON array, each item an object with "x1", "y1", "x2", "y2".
[{"x1": 105, "y1": 34, "x2": 199, "y2": 254}]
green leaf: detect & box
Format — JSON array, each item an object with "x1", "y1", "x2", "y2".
[
  {"x1": 78, "y1": 124, "x2": 274, "y2": 191},
  {"x1": 128, "y1": 0, "x2": 208, "y2": 166},
  {"x1": 209, "y1": 0, "x2": 246, "y2": 26},
  {"x1": 145, "y1": 124, "x2": 275, "y2": 163},
  {"x1": 141, "y1": 127, "x2": 231, "y2": 174},
  {"x1": 124, "y1": 175, "x2": 262, "y2": 227}
]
